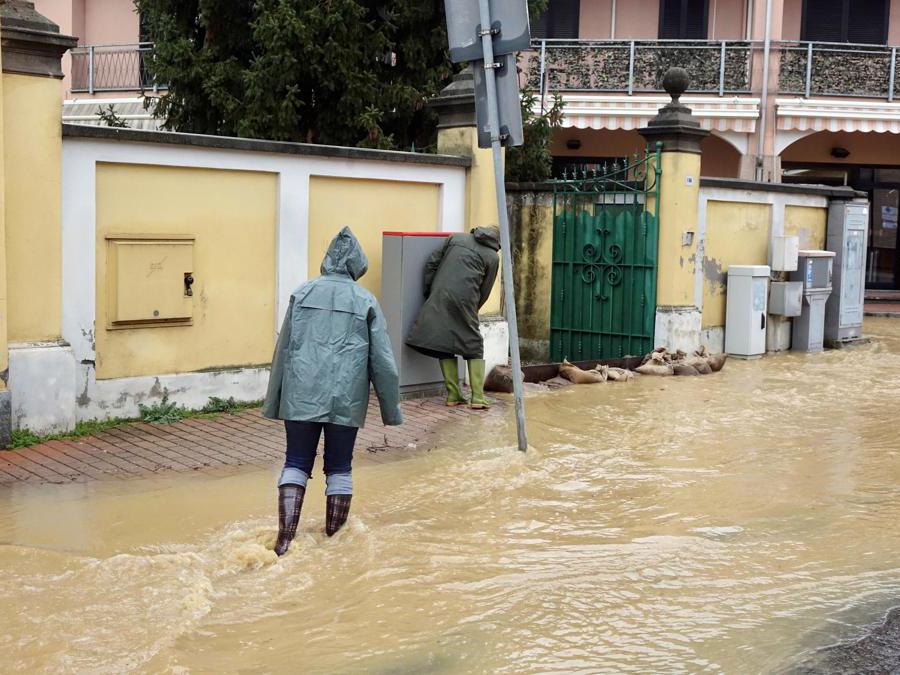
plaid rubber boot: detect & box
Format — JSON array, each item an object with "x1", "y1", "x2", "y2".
[
  {"x1": 274, "y1": 484, "x2": 306, "y2": 556},
  {"x1": 325, "y1": 494, "x2": 352, "y2": 536}
]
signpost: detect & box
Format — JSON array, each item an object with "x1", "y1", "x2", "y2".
[{"x1": 444, "y1": 0, "x2": 530, "y2": 452}]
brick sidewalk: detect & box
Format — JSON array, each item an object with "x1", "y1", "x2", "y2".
[{"x1": 0, "y1": 398, "x2": 498, "y2": 485}]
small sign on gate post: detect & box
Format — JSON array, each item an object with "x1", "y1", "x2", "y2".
[{"x1": 443, "y1": 0, "x2": 530, "y2": 452}]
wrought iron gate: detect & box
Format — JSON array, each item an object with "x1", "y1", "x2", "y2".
[{"x1": 550, "y1": 145, "x2": 662, "y2": 362}]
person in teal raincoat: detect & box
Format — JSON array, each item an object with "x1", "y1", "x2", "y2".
[{"x1": 263, "y1": 227, "x2": 402, "y2": 555}]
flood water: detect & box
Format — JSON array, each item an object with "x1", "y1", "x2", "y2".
[{"x1": 3, "y1": 319, "x2": 900, "y2": 673}]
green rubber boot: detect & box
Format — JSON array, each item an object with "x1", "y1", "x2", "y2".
[
  {"x1": 467, "y1": 359, "x2": 491, "y2": 410},
  {"x1": 439, "y1": 359, "x2": 466, "y2": 407}
]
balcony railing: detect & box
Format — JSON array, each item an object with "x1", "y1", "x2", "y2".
[
  {"x1": 776, "y1": 40, "x2": 900, "y2": 100},
  {"x1": 527, "y1": 39, "x2": 900, "y2": 102},
  {"x1": 70, "y1": 43, "x2": 165, "y2": 94},
  {"x1": 526, "y1": 39, "x2": 755, "y2": 96}
]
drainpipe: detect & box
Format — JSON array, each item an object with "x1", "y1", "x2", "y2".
[
  {"x1": 745, "y1": 0, "x2": 754, "y2": 40},
  {"x1": 611, "y1": 0, "x2": 617, "y2": 38},
  {"x1": 756, "y1": 0, "x2": 773, "y2": 181}
]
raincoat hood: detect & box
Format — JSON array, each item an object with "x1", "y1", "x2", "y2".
[
  {"x1": 471, "y1": 226, "x2": 501, "y2": 251},
  {"x1": 320, "y1": 226, "x2": 369, "y2": 280}
]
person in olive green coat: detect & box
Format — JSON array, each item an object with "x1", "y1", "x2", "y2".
[
  {"x1": 405, "y1": 226, "x2": 500, "y2": 409},
  {"x1": 263, "y1": 226, "x2": 402, "y2": 555}
]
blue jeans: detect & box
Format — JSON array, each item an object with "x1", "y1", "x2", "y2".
[{"x1": 279, "y1": 421, "x2": 358, "y2": 495}]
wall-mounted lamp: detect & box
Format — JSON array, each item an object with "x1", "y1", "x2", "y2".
[
  {"x1": 566, "y1": 139, "x2": 582, "y2": 150},
  {"x1": 830, "y1": 147, "x2": 850, "y2": 159}
]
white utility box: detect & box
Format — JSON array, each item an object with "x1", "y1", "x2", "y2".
[
  {"x1": 725, "y1": 265, "x2": 771, "y2": 358},
  {"x1": 770, "y1": 235, "x2": 800, "y2": 272}
]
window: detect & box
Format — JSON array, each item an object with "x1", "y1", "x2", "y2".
[
  {"x1": 802, "y1": 0, "x2": 889, "y2": 44},
  {"x1": 659, "y1": 0, "x2": 708, "y2": 39},
  {"x1": 532, "y1": 0, "x2": 580, "y2": 40}
]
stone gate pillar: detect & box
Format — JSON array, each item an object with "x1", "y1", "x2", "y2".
[
  {"x1": 429, "y1": 66, "x2": 503, "y2": 317},
  {"x1": 1, "y1": 1, "x2": 77, "y2": 441},
  {"x1": 639, "y1": 68, "x2": 709, "y2": 353}
]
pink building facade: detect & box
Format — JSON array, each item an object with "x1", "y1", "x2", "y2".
[
  {"x1": 530, "y1": 0, "x2": 900, "y2": 290},
  {"x1": 34, "y1": 0, "x2": 141, "y2": 98}
]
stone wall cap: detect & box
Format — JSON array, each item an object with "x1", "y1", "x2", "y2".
[
  {"x1": 61, "y1": 124, "x2": 472, "y2": 168},
  {"x1": 699, "y1": 177, "x2": 866, "y2": 199}
]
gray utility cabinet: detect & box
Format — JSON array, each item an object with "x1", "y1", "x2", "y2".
[
  {"x1": 381, "y1": 232, "x2": 458, "y2": 396},
  {"x1": 825, "y1": 199, "x2": 869, "y2": 344},
  {"x1": 790, "y1": 251, "x2": 835, "y2": 352}
]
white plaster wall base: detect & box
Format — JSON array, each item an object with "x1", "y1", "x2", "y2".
[
  {"x1": 655, "y1": 307, "x2": 702, "y2": 353},
  {"x1": 74, "y1": 365, "x2": 270, "y2": 423},
  {"x1": 9, "y1": 342, "x2": 78, "y2": 434},
  {"x1": 700, "y1": 326, "x2": 725, "y2": 354},
  {"x1": 766, "y1": 315, "x2": 792, "y2": 352},
  {"x1": 463, "y1": 317, "x2": 509, "y2": 384}
]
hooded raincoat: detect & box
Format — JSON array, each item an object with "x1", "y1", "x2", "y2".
[
  {"x1": 405, "y1": 226, "x2": 500, "y2": 359},
  {"x1": 262, "y1": 227, "x2": 402, "y2": 428}
]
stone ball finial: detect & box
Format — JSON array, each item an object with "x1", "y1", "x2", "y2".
[{"x1": 663, "y1": 67, "x2": 690, "y2": 103}]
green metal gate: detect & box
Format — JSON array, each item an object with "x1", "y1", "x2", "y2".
[{"x1": 550, "y1": 145, "x2": 662, "y2": 362}]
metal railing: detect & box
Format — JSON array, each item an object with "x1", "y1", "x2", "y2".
[
  {"x1": 775, "y1": 40, "x2": 900, "y2": 101},
  {"x1": 528, "y1": 38, "x2": 900, "y2": 102},
  {"x1": 527, "y1": 39, "x2": 757, "y2": 96},
  {"x1": 70, "y1": 42, "x2": 164, "y2": 94}
]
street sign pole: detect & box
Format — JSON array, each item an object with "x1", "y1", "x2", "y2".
[{"x1": 476, "y1": 0, "x2": 528, "y2": 452}]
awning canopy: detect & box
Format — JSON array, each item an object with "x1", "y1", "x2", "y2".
[
  {"x1": 545, "y1": 94, "x2": 760, "y2": 133},
  {"x1": 62, "y1": 98, "x2": 162, "y2": 131},
  {"x1": 777, "y1": 98, "x2": 900, "y2": 134}
]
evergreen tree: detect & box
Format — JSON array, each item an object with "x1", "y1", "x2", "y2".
[{"x1": 136, "y1": 0, "x2": 546, "y2": 150}]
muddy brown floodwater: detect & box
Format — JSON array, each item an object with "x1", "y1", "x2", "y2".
[{"x1": 3, "y1": 319, "x2": 900, "y2": 673}]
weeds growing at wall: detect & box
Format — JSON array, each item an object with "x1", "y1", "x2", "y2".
[
  {"x1": 138, "y1": 393, "x2": 187, "y2": 424},
  {"x1": 7, "y1": 418, "x2": 131, "y2": 450},
  {"x1": 4, "y1": 396, "x2": 264, "y2": 449}
]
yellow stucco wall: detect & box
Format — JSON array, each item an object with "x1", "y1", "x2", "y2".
[
  {"x1": 307, "y1": 176, "x2": 441, "y2": 299},
  {"x1": 436, "y1": 126, "x2": 502, "y2": 315},
  {"x1": 0, "y1": 54, "x2": 7, "y2": 377},
  {"x1": 2, "y1": 74, "x2": 62, "y2": 342},
  {"x1": 508, "y1": 191, "x2": 553, "y2": 360},
  {"x1": 95, "y1": 163, "x2": 277, "y2": 380},
  {"x1": 657, "y1": 152, "x2": 702, "y2": 306},
  {"x1": 702, "y1": 201, "x2": 771, "y2": 328},
  {"x1": 784, "y1": 205, "x2": 827, "y2": 250}
]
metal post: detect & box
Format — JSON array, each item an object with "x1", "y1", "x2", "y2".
[
  {"x1": 627, "y1": 41, "x2": 636, "y2": 95},
  {"x1": 805, "y1": 42, "x2": 813, "y2": 98},
  {"x1": 476, "y1": 0, "x2": 528, "y2": 452},
  {"x1": 719, "y1": 40, "x2": 727, "y2": 96},
  {"x1": 890, "y1": 47, "x2": 897, "y2": 102},
  {"x1": 539, "y1": 39, "x2": 547, "y2": 114},
  {"x1": 88, "y1": 45, "x2": 95, "y2": 94}
]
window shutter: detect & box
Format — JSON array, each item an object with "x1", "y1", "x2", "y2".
[
  {"x1": 532, "y1": 9, "x2": 549, "y2": 39},
  {"x1": 659, "y1": 0, "x2": 707, "y2": 39},
  {"x1": 548, "y1": 0, "x2": 580, "y2": 39},
  {"x1": 803, "y1": 0, "x2": 849, "y2": 42},
  {"x1": 684, "y1": 0, "x2": 708, "y2": 39},
  {"x1": 659, "y1": 0, "x2": 683, "y2": 38},
  {"x1": 847, "y1": 0, "x2": 888, "y2": 44}
]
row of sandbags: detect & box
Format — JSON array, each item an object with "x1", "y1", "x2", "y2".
[
  {"x1": 484, "y1": 346, "x2": 727, "y2": 392},
  {"x1": 634, "y1": 346, "x2": 727, "y2": 377}
]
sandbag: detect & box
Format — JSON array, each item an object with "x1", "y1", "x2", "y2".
[
  {"x1": 706, "y1": 353, "x2": 728, "y2": 372},
  {"x1": 635, "y1": 352, "x2": 673, "y2": 376},
  {"x1": 484, "y1": 364, "x2": 524, "y2": 393},
  {"x1": 685, "y1": 357, "x2": 712, "y2": 375},
  {"x1": 695, "y1": 346, "x2": 728, "y2": 372},
  {"x1": 560, "y1": 359, "x2": 607, "y2": 384},
  {"x1": 606, "y1": 367, "x2": 635, "y2": 382}
]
